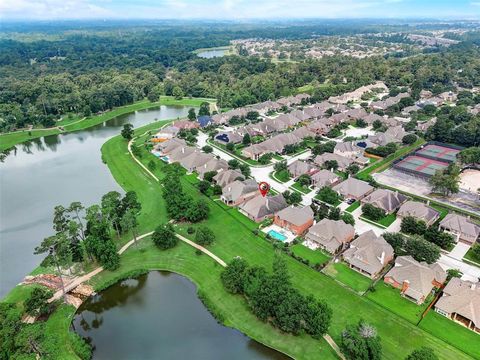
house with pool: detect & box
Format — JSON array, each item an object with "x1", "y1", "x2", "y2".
[{"x1": 273, "y1": 205, "x2": 314, "y2": 236}]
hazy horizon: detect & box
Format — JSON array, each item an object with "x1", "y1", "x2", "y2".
[{"x1": 1, "y1": 0, "x2": 479, "y2": 21}]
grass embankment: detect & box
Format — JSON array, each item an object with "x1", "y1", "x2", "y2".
[
  {"x1": 0, "y1": 96, "x2": 215, "y2": 152},
  {"x1": 96, "y1": 124, "x2": 473, "y2": 360}
]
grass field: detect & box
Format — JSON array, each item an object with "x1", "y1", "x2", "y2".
[
  {"x1": 3, "y1": 119, "x2": 474, "y2": 360},
  {"x1": 0, "y1": 96, "x2": 215, "y2": 152},
  {"x1": 463, "y1": 248, "x2": 480, "y2": 267},
  {"x1": 96, "y1": 123, "x2": 474, "y2": 360},
  {"x1": 291, "y1": 182, "x2": 311, "y2": 194},
  {"x1": 366, "y1": 282, "x2": 431, "y2": 325},
  {"x1": 419, "y1": 311, "x2": 480, "y2": 359},
  {"x1": 272, "y1": 169, "x2": 291, "y2": 183},
  {"x1": 360, "y1": 212, "x2": 397, "y2": 228},
  {"x1": 323, "y1": 262, "x2": 373, "y2": 293},
  {"x1": 291, "y1": 244, "x2": 331, "y2": 266},
  {"x1": 345, "y1": 200, "x2": 361, "y2": 213}
]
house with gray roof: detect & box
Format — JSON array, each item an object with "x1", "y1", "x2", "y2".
[
  {"x1": 311, "y1": 169, "x2": 341, "y2": 189},
  {"x1": 334, "y1": 142, "x2": 364, "y2": 159},
  {"x1": 307, "y1": 120, "x2": 329, "y2": 135},
  {"x1": 314, "y1": 153, "x2": 354, "y2": 171},
  {"x1": 156, "y1": 137, "x2": 187, "y2": 154},
  {"x1": 362, "y1": 113, "x2": 384, "y2": 125},
  {"x1": 290, "y1": 109, "x2": 310, "y2": 122},
  {"x1": 196, "y1": 158, "x2": 229, "y2": 180},
  {"x1": 214, "y1": 131, "x2": 243, "y2": 145},
  {"x1": 332, "y1": 178, "x2": 374, "y2": 200},
  {"x1": 361, "y1": 188, "x2": 408, "y2": 214},
  {"x1": 221, "y1": 179, "x2": 259, "y2": 206},
  {"x1": 439, "y1": 214, "x2": 480, "y2": 245},
  {"x1": 384, "y1": 256, "x2": 446, "y2": 304},
  {"x1": 239, "y1": 194, "x2": 288, "y2": 222},
  {"x1": 213, "y1": 169, "x2": 244, "y2": 188},
  {"x1": 274, "y1": 205, "x2": 314, "y2": 236},
  {"x1": 168, "y1": 145, "x2": 197, "y2": 163},
  {"x1": 179, "y1": 152, "x2": 214, "y2": 173},
  {"x1": 343, "y1": 230, "x2": 394, "y2": 278},
  {"x1": 288, "y1": 160, "x2": 318, "y2": 178},
  {"x1": 292, "y1": 126, "x2": 315, "y2": 139},
  {"x1": 397, "y1": 201, "x2": 440, "y2": 226},
  {"x1": 435, "y1": 278, "x2": 480, "y2": 333},
  {"x1": 345, "y1": 108, "x2": 368, "y2": 120},
  {"x1": 304, "y1": 219, "x2": 355, "y2": 254}
]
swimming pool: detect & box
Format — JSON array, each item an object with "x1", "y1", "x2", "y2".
[{"x1": 268, "y1": 230, "x2": 287, "y2": 241}]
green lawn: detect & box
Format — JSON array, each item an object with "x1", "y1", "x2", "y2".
[
  {"x1": 419, "y1": 311, "x2": 480, "y2": 359},
  {"x1": 3, "y1": 120, "x2": 472, "y2": 360},
  {"x1": 272, "y1": 154, "x2": 284, "y2": 161},
  {"x1": 323, "y1": 262, "x2": 373, "y2": 294},
  {"x1": 366, "y1": 282, "x2": 431, "y2": 325},
  {"x1": 291, "y1": 182, "x2": 311, "y2": 194},
  {"x1": 99, "y1": 127, "x2": 476, "y2": 360},
  {"x1": 272, "y1": 169, "x2": 291, "y2": 183},
  {"x1": 0, "y1": 96, "x2": 214, "y2": 152},
  {"x1": 291, "y1": 244, "x2": 331, "y2": 266},
  {"x1": 314, "y1": 194, "x2": 342, "y2": 207},
  {"x1": 463, "y1": 248, "x2": 480, "y2": 267},
  {"x1": 345, "y1": 200, "x2": 360, "y2": 213},
  {"x1": 360, "y1": 212, "x2": 397, "y2": 228},
  {"x1": 356, "y1": 138, "x2": 426, "y2": 181}
]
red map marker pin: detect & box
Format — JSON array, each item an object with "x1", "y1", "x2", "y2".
[{"x1": 259, "y1": 182, "x2": 270, "y2": 197}]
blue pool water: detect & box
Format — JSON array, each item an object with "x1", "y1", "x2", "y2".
[{"x1": 268, "y1": 230, "x2": 287, "y2": 241}]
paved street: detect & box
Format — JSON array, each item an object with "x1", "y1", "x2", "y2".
[{"x1": 438, "y1": 254, "x2": 480, "y2": 282}]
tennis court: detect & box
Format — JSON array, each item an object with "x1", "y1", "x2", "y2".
[
  {"x1": 415, "y1": 144, "x2": 460, "y2": 163},
  {"x1": 394, "y1": 155, "x2": 449, "y2": 177}
]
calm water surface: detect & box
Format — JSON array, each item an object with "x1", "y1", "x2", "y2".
[
  {"x1": 0, "y1": 106, "x2": 189, "y2": 297},
  {"x1": 73, "y1": 271, "x2": 290, "y2": 360},
  {"x1": 197, "y1": 49, "x2": 227, "y2": 58}
]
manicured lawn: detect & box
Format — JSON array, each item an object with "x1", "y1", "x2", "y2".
[
  {"x1": 345, "y1": 200, "x2": 360, "y2": 213},
  {"x1": 272, "y1": 169, "x2": 291, "y2": 183},
  {"x1": 356, "y1": 138, "x2": 426, "y2": 181},
  {"x1": 463, "y1": 248, "x2": 480, "y2": 267},
  {"x1": 272, "y1": 154, "x2": 284, "y2": 161},
  {"x1": 366, "y1": 282, "x2": 431, "y2": 325},
  {"x1": 291, "y1": 244, "x2": 331, "y2": 266},
  {"x1": 419, "y1": 311, "x2": 480, "y2": 359},
  {"x1": 314, "y1": 194, "x2": 342, "y2": 207},
  {"x1": 89, "y1": 240, "x2": 337, "y2": 360},
  {"x1": 291, "y1": 182, "x2": 311, "y2": 194},
  {"x1": 360, "y1": 213, "x2": 397, "y2": 228},
  {"x1": 104, "y1": 126, "x2": 472, "y2": 360},
  {"x1": 430, "y1": 203, "x2": 450, "y2": 222},
  {"x1": 0, "y1": 96, "x2": 213, "y2": 152},
  {"x1": 323, "y1": 262, "x2": 373, "y2": 293},
  {"x1": 84, "y1": 124, "x2": 478, "y2": 360}
]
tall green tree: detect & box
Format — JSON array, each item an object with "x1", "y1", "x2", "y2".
[{"x1": 121, "y1": 123, "x2": 134, "y2": 140}]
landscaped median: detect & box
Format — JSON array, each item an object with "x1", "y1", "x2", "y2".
[{"x1": 0, "y1": 96, "x2": 215, "y2": 152}]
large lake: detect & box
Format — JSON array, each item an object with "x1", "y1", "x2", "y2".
[
  {"x1": 0, "y1": 106, "x2": 189, "y2": 297},
  {"x1": 73, "y1": 271, "x2": 290, "y2": 360}
]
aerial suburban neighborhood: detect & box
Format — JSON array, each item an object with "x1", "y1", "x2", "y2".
[{"x1": 1, "y1": 13, "x2": 480, "y2": 360}]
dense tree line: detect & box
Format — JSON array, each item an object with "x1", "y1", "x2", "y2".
[
  {"x1": 383, "y1": 232, "x2": 440, "y2": 264},
  {"x1": 1, "y1": 23, "x2": 480, "y2": 132},
  {"x1": 162, "y1": 166, "x2": 210, "y2": 222},
  {"x1": 221, "y1": 256, "x2": 332, "y2": 338}
]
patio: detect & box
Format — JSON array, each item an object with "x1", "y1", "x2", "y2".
[{"x1": 262, "y1": 224, "x2": 297, "y2": 243}]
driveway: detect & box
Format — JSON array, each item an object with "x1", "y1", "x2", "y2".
[
  {"x1": 448, "y1": 242, "x2": 472, "y2": 260},
  {"x1": 386, "y1": 218, "x2": 402, "y2": 233},
  {"x1": 438, "y1": 254, "x2": 480, "y2": 282},
  {"x1": 350, "y1": 208, "x2": 384, "y2": 236}
]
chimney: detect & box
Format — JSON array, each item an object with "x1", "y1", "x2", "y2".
[
  {"x1": 380, "y1": 251, "x2": 385, "y2": 265},
  {"x1": 182, "y1": 147, "x2": 185, "y2": 154},
  {"x1": 426, "y1": 200, "x2": 430, "y2": 206},
  {"x1": 266, "y1": 198, "x2": 270, "y2": 210},
  {"x1": 228, "y1": 187, "x2": 231, "y2": 192},
  {"x1": 401, "y1": 280, "x2": 410, "y2": 294}
]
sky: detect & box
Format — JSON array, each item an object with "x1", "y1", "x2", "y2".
[{"x1": 0, "y1": 0, "x2": 479, "y2": 20}]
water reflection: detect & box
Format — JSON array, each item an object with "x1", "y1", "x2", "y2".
[
  {"x1": 73, "y1": 272, "x2": 290, "y2": 360},
  {"x1": 0, "y1": 106, "x2": 190, "y2": 297}
]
